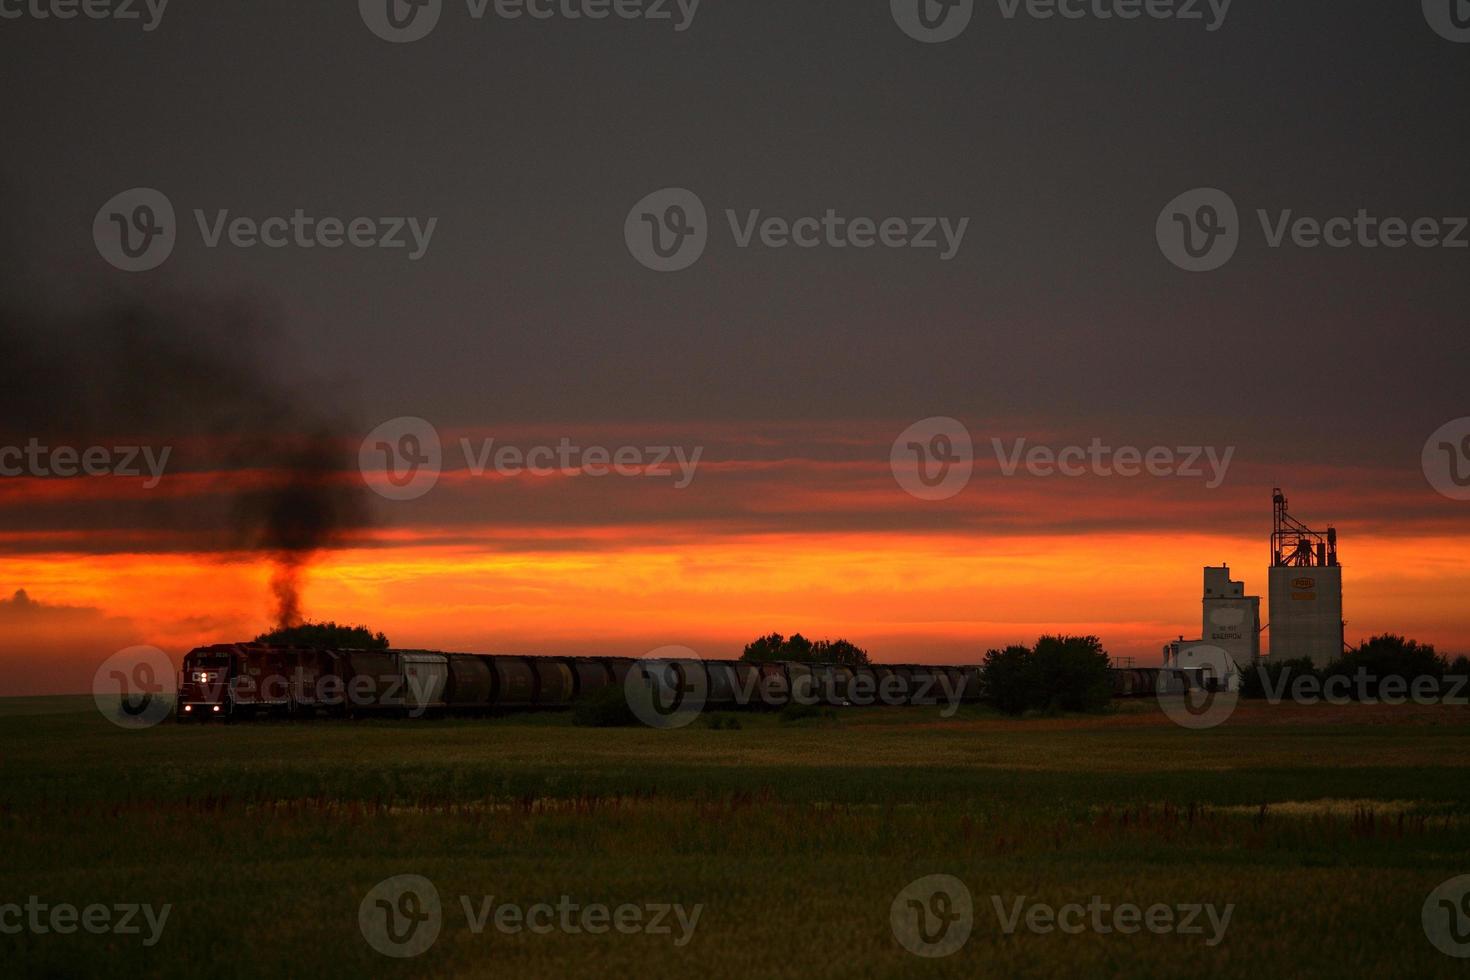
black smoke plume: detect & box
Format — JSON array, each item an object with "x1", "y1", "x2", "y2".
[{"x1": 0, "y1": 292, "x2": 370, "y2": 628}]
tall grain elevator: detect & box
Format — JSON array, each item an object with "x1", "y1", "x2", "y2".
[
  {"x1": 1162, "y1": 565, "x2": 1261, "y2": 688},
  {"x1": 1267, "y1": 488, "x2": 1344, "y2": 668}
]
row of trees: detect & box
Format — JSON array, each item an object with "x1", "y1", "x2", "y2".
[
  {"x1": 254, "y1": 623, "x2": 1462, "y2": 715},
  {"x1": 740, "y1": 633, "x2": 871, "y2": 667},
  {"x1": 744, "y1": 631, "x2": 1112, "y2": 715},
  {"x1": 254, "y1": 621, "x2": 389, "y2": 650},
  {"x1": 1240, "y1": 634, "x2": 1469, "y2": 699}
]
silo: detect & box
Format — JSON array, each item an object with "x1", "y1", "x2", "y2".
[
  {"x1": 1201, "y1": 565, "x2": 1261, "y2": 673},
  {"x1": 1266, "y1": 489, "x2": 1345, "y2": 668}
]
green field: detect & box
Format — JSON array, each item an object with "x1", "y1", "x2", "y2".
[{"x1": 3, "y1": 697, "x2": 1469, "y2": 978}]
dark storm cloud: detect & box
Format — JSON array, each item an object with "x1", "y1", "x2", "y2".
[{"x1": 0, "y1": 291, "x2": 371, "y2": 623}]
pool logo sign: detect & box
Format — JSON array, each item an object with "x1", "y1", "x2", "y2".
[
  {"x1": 891, "y1": 874, "x2": 973, "y2": 957},
  {"x1": 94, "y1": 188, "x2": 176, "y2": 272},
  {"x1": 92, "y1": 646, "x2": 177, "y2": 729},
  {"x1": 891, "y1": 0, "x2": 974, "y2": 43},
  {"x1": 1424, "y1": 875, "x2": 1470, "y2": 957},
  {"x1": 361, "y1": 875, "x2": 443, "y2": 958},
  {"x1": 1156, "y1": 188, "x2": 1239, "y2": 272}
]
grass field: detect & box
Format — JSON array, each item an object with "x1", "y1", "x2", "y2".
[{"x1": 3, "y1": 697, "x2": 1469, "y2": 978}]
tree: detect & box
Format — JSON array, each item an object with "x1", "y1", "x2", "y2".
[
  {"x1": 1239, "y1": 657, "x2": 1318, "y2": 700},
  {"x1": 254, "y1": 620, "x2": 389, "y2": 650},
  {"x1": 979, "y1": 644, "x2": 1034, "y2": 716},
  {"x1": 740, "y1": 632, "x2": 871, "y2": 666},
  {"x1": 979, "y1": 636, "x2": 1112, "y2": 715},
  {"x1": 1030, "y1": 635, "x2": 1112, "y2": 713},
  {"x1": 1325, "y1": 634, "x2": 1441, "y2": 699}
]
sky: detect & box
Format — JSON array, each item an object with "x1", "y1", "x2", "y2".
[{"x1": 1, "y1": 1, "x2": 1467, "y2": 693}]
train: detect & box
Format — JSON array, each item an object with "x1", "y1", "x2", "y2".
[{"x1": 175, "y1": 643, "x2": 1211, "y2": 721}]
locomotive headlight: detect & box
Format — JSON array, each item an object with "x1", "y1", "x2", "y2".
[
  {"x1": 183, "y1": 705, "x2": 192, "y2": 712},
  {"x1": 212, "y1": 705, "x2": 221, "y2": 713}
]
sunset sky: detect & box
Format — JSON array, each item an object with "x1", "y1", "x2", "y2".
[{"x1": 2, "y1": 3, "x2": 1467, "y2": 694}]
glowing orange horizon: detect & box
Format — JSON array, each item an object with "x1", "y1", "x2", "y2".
[{"x1": 3, "y1": 527, "x2": 1466, "y2": 696}]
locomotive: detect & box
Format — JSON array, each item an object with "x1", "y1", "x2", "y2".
[{"x1": 175, "y1": 643, "x2": 1206, "y2": 721}]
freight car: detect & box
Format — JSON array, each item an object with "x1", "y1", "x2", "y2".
[
  {"x1": 176, "y1": 644, "x2": 987, "y2": 721},
  {"x1": 1107, "y1": 666, "x2": 1216, "y2": 698},
  {"x1": 175, "y1": 643, "x2": 1189, "y2": 721}
]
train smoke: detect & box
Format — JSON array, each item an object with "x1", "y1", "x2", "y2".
[{"x1": 0, "y1": 292, "x2": 370, "y2": 628}]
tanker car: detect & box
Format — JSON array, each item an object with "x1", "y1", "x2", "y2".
[{"x1": 175, "y1": 644, "x2": 1205, "y2": 721}]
